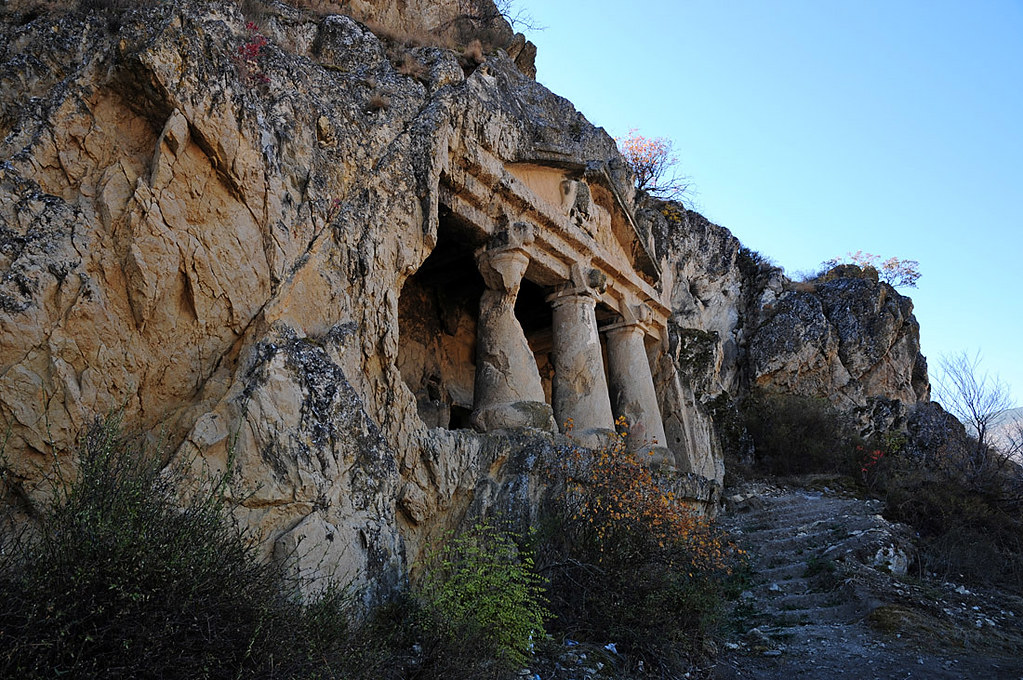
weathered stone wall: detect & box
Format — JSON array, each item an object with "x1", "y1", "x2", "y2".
[
  {"x1": 637, "y1": 203, "x2": 771, "y2": 480},
  {"x1": 749, "y1": 269, "x2": 929, "y2": 408},
  {"x1": 637, "y1": 200, "x2": 929, "y2": 466}
]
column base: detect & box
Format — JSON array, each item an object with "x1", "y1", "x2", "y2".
[
  {"x1": 631, "y1": 445, "x2": 672, "y2": 469},
  {"x1": 471, "y1": 400, "x2": 556, "y2": 433},
  {"x1": 568, "y1": 427, "x2": 617, "y2": 450}
]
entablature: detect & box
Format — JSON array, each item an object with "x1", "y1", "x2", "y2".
[{"x1": 440, "y1": 148, "x2": 668, "y2": 340}]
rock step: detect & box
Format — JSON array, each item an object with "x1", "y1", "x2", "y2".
[
  {"x1": 739, "y1": 493, "x2": 869, "y2": 509},
  {"x1": 751, "y1": 531, "x2": 834, "y2": 549},
  {"x1": 754, "y1": 563, "x2": 811, "y2": 581},
  {"x1": 757, "y1": 588, "x2": 853, "y2": 610},
  {"x1": 752, "y1": 581, "x2": 813, "y2": 597},
  {"x1": 734, "y1": 515, "x2": 878, "y2": 540},
  {"x1": 729, "y1": 508, "x2": 859, "y2": 529},
  {"x1": 737, "y1": 506, "x2": 868, "y2": 527},
  {"x1": 751, "y1": 531, "x2": 841, "y2": 553},
  {"x1": 731, "y1": 516, "x2": 837, "y2": 533},
  {"x1": 763, "y1": 602, "x2": 863, "y2": 626},
  {"x1": 753, "y1": 621, "x2": 858, "y2": 639},
  {"x1": 730, "y1": 500, "x2": 836, "y2": 515}
]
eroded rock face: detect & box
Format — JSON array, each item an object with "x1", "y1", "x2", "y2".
[
  {"x1": 636, "y1": 202, "x2": 929, "y2": 474},
  {"x1": 0, "y1": 0, "x2": 929, "y2": 597},
  {"x1": 0, "y1": 0, "x2": 706, "y2": 595},
  {"x1": 750, "y1": 270, "x2": 930, "y2": 408},
  {"x1": 636, "y1": 204, "x2": 779, "y2": 481},
  {"x1": 1, "y1": 2, "x2": 446, "y2": 593}
]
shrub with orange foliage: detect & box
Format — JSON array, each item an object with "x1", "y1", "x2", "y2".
[
  {"x1": 555, "y1": 417, "x2": 733, "y2": 572},
  {"x1": 537, "y1": 418, "x2": 742, "y2": 668},
  {"x1": 615, "y1": 129, "x2": 691, "y2": 202}
]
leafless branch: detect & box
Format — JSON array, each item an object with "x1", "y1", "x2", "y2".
[{"x1": 935, "y1": 351, "x2": 1015, "y2": 463}]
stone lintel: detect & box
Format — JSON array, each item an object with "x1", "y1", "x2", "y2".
[{"x1": 440, "y1": 160, "x2": 670, "y2": 321}]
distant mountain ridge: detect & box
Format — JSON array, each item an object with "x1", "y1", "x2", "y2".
[{"x1": 991, "y1": 406, "x2": 1023, "y2": 455}]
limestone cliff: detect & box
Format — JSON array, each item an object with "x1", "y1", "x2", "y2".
[
  {"x1": 638, "y1": 202, "x2": 929, "y2": 411},
  {"x1": 749, "y1": 266, "x2": 929, "y2": 409},
  {"x1": 0, "y1": 0, "x2": 927, "y2": 595}
]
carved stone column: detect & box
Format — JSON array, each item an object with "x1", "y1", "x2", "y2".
[
  {"x1": 547, "y1": 264, "x2": 615, "y2": 444},
  {"x1": 471, "y1": 223, "x2": 556, "y2": 432},
  {"x1": 605, "y1": 304, "x2": 669, "y2": 464}
]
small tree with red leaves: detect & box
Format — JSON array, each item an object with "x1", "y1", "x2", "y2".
[
  {"x1": 615, "y1": 129, "x2": 691, "y2": 203},
  {"x1": 821, "y1": 251, "x2": 921, "y2": 289}
]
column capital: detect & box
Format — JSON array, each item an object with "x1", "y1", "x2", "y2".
[
  {"x1": 477, "y1": 248, "x2": 529, "y2": 292},
  {"x1": 476, "y1": 222, "x2": 536, "y2": 292},
  {"x1": 486, "y1": 221, "x2": 535, "y2": 252},
  {"x1": 602, "y1": 302, "x2": 653, "y2": 334},
  {"x1": 545, "y1": 262, "x2": 608, "y2": 306}
]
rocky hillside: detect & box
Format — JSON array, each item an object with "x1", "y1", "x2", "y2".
[
  {"x1": 716, "y1": 479, "x2": 1023, "y2": 679},
  {"x1": 0, "y1": 0, "x2": 929, "y2": 597}
]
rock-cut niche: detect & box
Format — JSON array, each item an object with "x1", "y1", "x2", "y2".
[
  {"x1": 397, "y1": 210, "x2": 485, "y2": 429},
  {"x1": 397, "y1": 210, "x2": 560, "y2": 430}
]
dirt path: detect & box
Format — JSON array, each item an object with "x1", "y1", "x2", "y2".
[{"x1": 711, "y1": 481, "x2": 1023, "y2": 679}]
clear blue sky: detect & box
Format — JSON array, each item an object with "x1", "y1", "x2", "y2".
[{"x1": 515, "y1": 0, "x2": 1023, "y2": 406}]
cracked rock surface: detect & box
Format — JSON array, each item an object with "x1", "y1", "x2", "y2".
[
  {"x1": 0, "y1": 0, "x2": 555, "y2": 595},
  {"x1": 0, "y1": 0, "x2": 934, "y2": 600}
]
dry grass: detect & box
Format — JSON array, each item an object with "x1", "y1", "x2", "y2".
[
  {"x1": 868, "y1": 602, "x2": 1023, "y2": 658},
  {"x1": 239, "y1": 0, "x2": 347, "y2": 31},
  {"x1": 291, "y1": 0, "x2": 347, "y2": 16},
  {"x1": 365, "y1": 92, "x2": 390, "y2": 113},
  {"x1": 396, "y1": 52, "x2": 429, "y2": 81},
  {"x1": 238, "y1": 0, "x2": 270, "y2": 25},
  {"x1": 742, "y1": 389, "x2": 862, "y2": 477},
  {"x1": 784, "y1": 280, "x2": 818, "y2": 293},
  {"x1": 364, "y1": 19, "x2": 456, "y2": 50},
  {"x1": 462, "y1": 38, "x2": 484, "y2": 64}
]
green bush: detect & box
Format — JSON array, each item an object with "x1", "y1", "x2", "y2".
[
  {"x1": 416, "y1": 520, "x2": 549, "y2": 671},
  {"x1": 742, "y1": 389, "x2": 862, "y2": 477},
  {"x1": 0, "y1": 415, "x2": 402, "y2": 679}
]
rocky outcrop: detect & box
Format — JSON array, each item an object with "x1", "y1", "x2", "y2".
[
  {"x1": 640, "y1": 203, "x2": 929, "y2": 414},
  {"x1": 0, "y1": 0, "x2": 695, "y2": 596},
  {"x1": 646, "y1": 206, "x2": 752, "y2": 394},
  {"x1": 0, "y1": 0, "x2": 556, "y2": 594},
  {"x1": 0, "y1": 0, "x2": 929, "y2": 597},
  {"x1": 635, "y1": 201, "x2": 929, "y2": 471},
  {"x1": 749, "y1": 268, "x2": 929, "y2": 408}
]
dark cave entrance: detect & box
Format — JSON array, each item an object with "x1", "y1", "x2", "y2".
[
  {"x1": 397, "y1": 210, "x2": 484, "y2": 430},
  {"x1": 515, "y1": 278, "x2": 556, "y2": 406}
]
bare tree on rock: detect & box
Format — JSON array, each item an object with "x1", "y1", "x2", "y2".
[{"x1": 935, "y1": 350, "x2": 1016, "y2": 478}]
